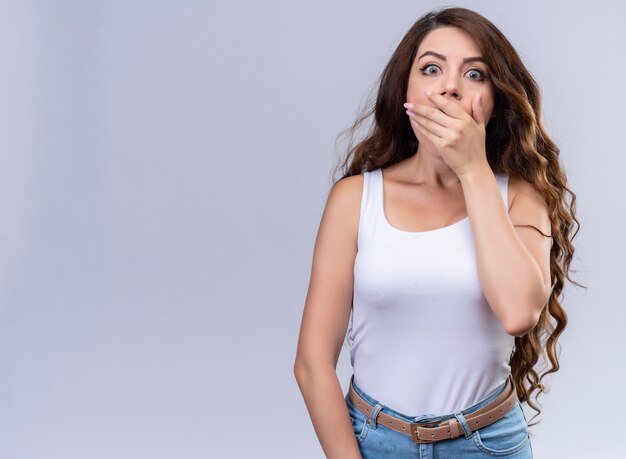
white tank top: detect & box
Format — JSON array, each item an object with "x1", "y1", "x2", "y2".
[{"x1": 348, "y1": 168, "x2": 515, "y2": 417}]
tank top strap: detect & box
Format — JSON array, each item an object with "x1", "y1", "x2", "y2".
[
  {"x1": 356, "y1": 169, "x2": 384, "y2": 249},
  {"x1": 495, "y1": 173, "x2": 510, "y2": 211}
]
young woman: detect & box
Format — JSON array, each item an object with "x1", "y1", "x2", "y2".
[{"x1": 294, "y1": 7, "x2": 581, "y2": 458}]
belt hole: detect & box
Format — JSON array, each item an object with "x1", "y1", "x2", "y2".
[{"x1": 402, "y1": 426, "x2": 406, "y2": 430}]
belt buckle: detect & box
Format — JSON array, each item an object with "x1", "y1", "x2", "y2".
[{"x1": 410, "y1": 420, "x2": 441, "y2": 444}]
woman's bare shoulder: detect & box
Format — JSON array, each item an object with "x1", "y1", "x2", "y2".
[
  {"x1": 328, "y1": 173, "x2": 364, "y2": 211},
  {"x1": 320, "y1": 173, "x2": 365, "y2": 247},
  {"x1": 507, "y1": 174, "x2": 545, "y2": 212}
]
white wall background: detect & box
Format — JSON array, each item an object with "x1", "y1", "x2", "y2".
[{"x1": 0, "y1": 0, "x2": 623, "y2": 457}]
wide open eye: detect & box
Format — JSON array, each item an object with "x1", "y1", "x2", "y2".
[
  {"x1": 419, "y1": 64, "x2": 441, "y2": 75},
  {"x1": 465, "y1": 68, "x2": 486, "y2": 81}
]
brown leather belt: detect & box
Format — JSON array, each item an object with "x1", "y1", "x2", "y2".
[{"x1": 348, "y1": 374, "x2": 518, "y2": 444}]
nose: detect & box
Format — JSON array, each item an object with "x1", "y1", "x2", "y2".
[{"x1": 440, "y1": 74, "x2": 462, "y2": 100}]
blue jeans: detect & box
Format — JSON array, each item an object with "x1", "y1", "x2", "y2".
[{"x1": 345, "y1": 375, "x2": 533, "y2": 458}]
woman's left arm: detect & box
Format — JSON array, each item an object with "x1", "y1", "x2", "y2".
[
  {"x1": 407, "y1": 91, "x2": 552, "y2": 337},
  {"x1": 460, "y1": 167, "x2": 552, "y2": 337}
]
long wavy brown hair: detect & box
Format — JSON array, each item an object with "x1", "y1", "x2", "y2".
[{"x1": 335, "y1": 7, "x2": 585, "y2": 431}]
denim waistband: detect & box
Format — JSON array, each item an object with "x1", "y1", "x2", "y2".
[{"x1": 348, "y1": 374, "x2": 511, "y2": 424}]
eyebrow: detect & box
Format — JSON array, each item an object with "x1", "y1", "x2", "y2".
[{"x1": 418, "y1": 50, "x2": 485, "y2": 64}]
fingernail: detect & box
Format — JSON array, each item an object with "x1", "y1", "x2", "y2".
[{"x1": 403, "y1": 102, "x2": 413, "y2": 109}]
